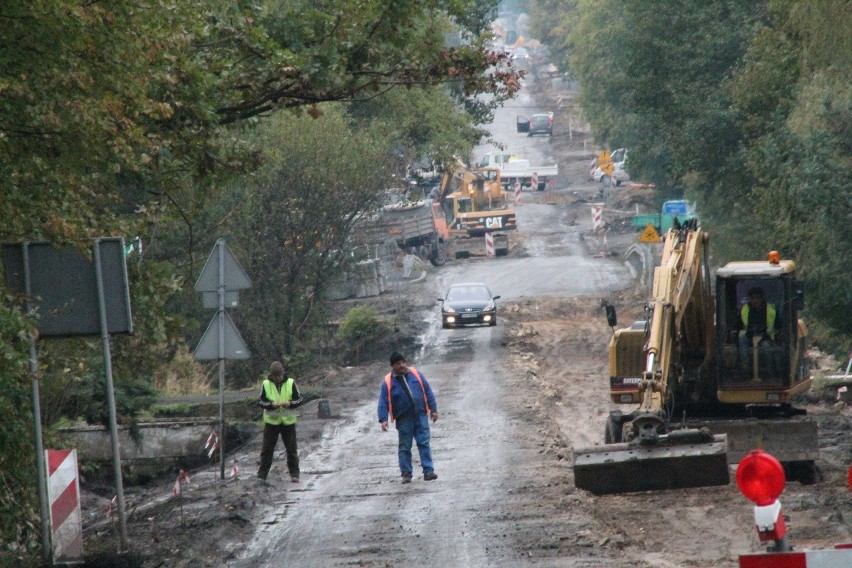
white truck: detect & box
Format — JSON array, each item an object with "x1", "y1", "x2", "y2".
[{"x1": 477, "y1": 152, "x2": 558, "y2": 191}]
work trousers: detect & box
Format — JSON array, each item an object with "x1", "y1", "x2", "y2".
[
  {"x1": 738, "y1": 334, "x2": 775, "y2": 371},
  {"x1": 258, "y1": 422, "x2": 299, "y2": 480},
  {"x1": 395, "y1": 412, "x2": 434, "y2": 475}
]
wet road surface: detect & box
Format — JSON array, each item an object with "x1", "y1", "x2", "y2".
[{"x1": 231, "y1": 76, "x2": 631, "y2": 567}]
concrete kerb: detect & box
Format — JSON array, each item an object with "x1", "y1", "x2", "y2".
[{"x1": 385, "y1": 269, "x2": 427, "y2": 288}]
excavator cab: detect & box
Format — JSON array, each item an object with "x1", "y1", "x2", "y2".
[{"x1": 714, "y1": 260, "x2": 810, "y2": 398}]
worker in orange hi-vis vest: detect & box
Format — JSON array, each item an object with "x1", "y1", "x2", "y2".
[{"x1": 377, "y1": 352, "x2": 439, "y2": 484}]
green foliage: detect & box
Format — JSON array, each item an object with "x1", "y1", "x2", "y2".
[
  {"x1": 570, "y1": 0, "x2": 765, "y2": 189},
  {"x1": 336, "y1": 306, "x2": 388, "y2": 361},
  {"x1": 151, "y1": 403, "x2": 196, "y2": 418},
  {"x1": 564, "y1": 0, "x2": 850, "y2": 347},
  {"x1": 215, "y1": 106, "x2": 394, "y2": 379},
  {"x1": 347, "y1": 86, "x2": 485, "y2": 165},
  {"x1": 0, "y1": 302, "x2": 41, "y2": 558},
  {"x1": 529, "y1": 0, "x2": 579, "y2": 74}
]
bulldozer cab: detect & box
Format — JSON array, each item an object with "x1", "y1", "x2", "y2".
[{"x1": 714, "y1": 260, "x2": 810, "y2": 400}]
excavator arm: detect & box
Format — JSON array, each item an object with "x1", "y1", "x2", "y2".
[
  {"x1": 633, "y1": 222, "x2": 715, "y2": 440},
  {"x1": 573, "y1": 221, "x2": 730, "y2": 495}
]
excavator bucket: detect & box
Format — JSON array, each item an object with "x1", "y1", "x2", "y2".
[{"x1": 572, "y1": 431, "x2": 730, "y2": 495}]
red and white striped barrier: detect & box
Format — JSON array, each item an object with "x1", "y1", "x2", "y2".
[
  {"x1": 531, "y1": 171, "x2": 539, "y2": 190},
  {"x1": 47, "y1": 449, "x2": 83, "y2": 562},
  {"x1": 513, "y1": 181, "x2": 521, "y2": 203},
  {"x1": 591, "y1": 205, "x2": 603, "y2": 231},
  {"x1": 172, "y1": 469, "x2": 191, "y2": 496},
  {"x1": 205, "y1": 429, "x2": 219, "y2": 459},
  {"x1": 484, "y1": 232, "x2": 495, "y2": 257},
  {"x1": 231, "y1": 459, "x2": 239, "y2": 480},
  {"x1": 739, "y1": 548, "x2": 852, "y2": 567},
  {"x1": 105, "y1": 494, "x2": 117, "y2": 520}
]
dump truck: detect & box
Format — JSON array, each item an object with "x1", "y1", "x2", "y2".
[
  {"x1": 358, "y1": 198, "x2": 449, "y2": 266},
  {"x1": 573, "y1": 221, "x2": 817, "y2": 495},
  {"x1": 436, "y1": 164, "x2": 517, "y2": 258},
  {"x1": 631, "y1": 199, "x2": 698, "y2": 232}
]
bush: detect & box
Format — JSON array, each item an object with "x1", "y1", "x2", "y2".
[{"x1": 336, "y1": 306, "x2": 388, "y2": 363}]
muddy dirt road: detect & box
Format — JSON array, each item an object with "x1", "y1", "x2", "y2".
[{"x1": 230, "y1": 82, "x2": 635, "y2": 566}]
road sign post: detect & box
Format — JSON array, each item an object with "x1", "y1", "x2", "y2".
[
  {"x1": 194, "y1": 239, "x2": 251, "y2": 480},
  {"x1": 3, "y1": 238, "x2": 134, "y2": 558}
]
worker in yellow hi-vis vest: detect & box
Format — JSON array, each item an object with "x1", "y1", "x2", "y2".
[{"x1": 257, "y1": 361, "x2": 304, "y2": 483}]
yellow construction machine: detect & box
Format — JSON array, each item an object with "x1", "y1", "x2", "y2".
[
  {"x1": 436, "y1": 162, "x2": 517, "y2": 258},
  {"x1": 573, "y1": 220, "x2": 817, "y2": 495}
]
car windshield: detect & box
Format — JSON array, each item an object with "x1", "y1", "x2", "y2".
[{"x1": 447, "y1": 286, "x2": 491, "y2": 301}]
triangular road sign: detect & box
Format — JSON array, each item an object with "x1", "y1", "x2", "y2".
[
  {"x1": 195, "y1": 240, "x2": 252, "y2": 292},
  {"x1": 638, "y1": 223, "x2": 661, "y2": 243},
  {"x1": 194, "y1": 311, "x2": 250, "y2": 360}
]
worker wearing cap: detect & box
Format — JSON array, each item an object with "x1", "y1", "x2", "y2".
[{"x1": 378, "y1": 352, "x2": 439, "y2": 484}]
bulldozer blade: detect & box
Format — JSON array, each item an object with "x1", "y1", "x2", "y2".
[
  {"x1": 694, "y1": 416, "x2": 819, "y2": 465},
  {"x1": 572, "y1": 434, "x2": 729, "y2": 495}
]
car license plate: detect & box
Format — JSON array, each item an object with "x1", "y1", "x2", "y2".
[{"x1": 461, "y1": 313, "x2": 477, "y2": 319}]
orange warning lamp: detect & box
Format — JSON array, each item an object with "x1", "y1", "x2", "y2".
[
  {"x1": 768, "y1": 251, "x2": 780, "y2": 265},
  {"x1": 736, "y1": 450, "x2": 785, "y2": 506}
]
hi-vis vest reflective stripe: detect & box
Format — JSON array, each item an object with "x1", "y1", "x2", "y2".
[
  {"x1": 384, "y1": 367, "x2": 430, "y2": 422},
  {"x1": 263, "y1": 378, "x2": 297, "y2": 426},
  {"x1": 741, "y1": 303, "x2": 777, "y2": 339}
]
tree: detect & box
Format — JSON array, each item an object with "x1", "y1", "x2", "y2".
[
  {"x1": 347, "y1": 85, "x2": 485, "y2": 165},
  {"x1": 0, "y1": 0, "x2": 518, "y2": 557},
  {"x1": 565, "y1": 0, "x2": 850, "y2": 347},
  {"x1": 223, "y1": 106, "x2": 395, "y2": 378},
  {"x1": 570, "y1": 0, "x2": 766, "y2": 191},
  {"x1": 727, "y1": 0, "x2": 852, "y2": 341},
  {"x1": 528, "y1": 0, "x2": 579, "y2": 75},
  {"x1": 0, "y1": 303, "x2": 39, "y2": 560}
]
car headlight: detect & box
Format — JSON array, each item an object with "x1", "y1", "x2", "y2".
[
  {"x1": 443, "y1": 306, "x2": 456, "y2": 313},
  {"x1": 484, "y1": 303, "x2": 496, "y2": 311}
]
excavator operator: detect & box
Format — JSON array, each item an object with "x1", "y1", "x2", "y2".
[{"x1": 737, "y1": 287, "x2": 781, "y2": 373}]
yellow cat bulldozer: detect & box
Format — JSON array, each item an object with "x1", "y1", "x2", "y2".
[
  {"x1": 436, "y1": 162, "x2": 517, "y2": 258},
  {"x1": 573, "y1": 220, "x2": 817, "y2": 495}
]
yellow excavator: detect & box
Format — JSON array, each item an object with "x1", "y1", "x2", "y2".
[{"x1": 573, "y1": 220, "x2": 817, "y2": 495}]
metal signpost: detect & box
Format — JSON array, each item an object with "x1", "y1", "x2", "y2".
[
  {"x1": 2, "y1": 238, "x2": 133, "y2": 559},
  {"x1": 194, "y1": 239, "x2": 251, "y2": 480}
]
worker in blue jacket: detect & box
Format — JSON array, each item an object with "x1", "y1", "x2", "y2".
[{"x1": 378, "y1": 352, "x2": 439, "y2": 484}]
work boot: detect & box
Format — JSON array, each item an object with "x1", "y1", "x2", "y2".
[
  {"x1": 291, "y1": 476, "x2": 300, "y2": 483},
  {"x1": 401, "y1": 473, "x2": 412, "y2": 484},
  {"x1": 423, "y1": 471, "x2": 438, "y2": 481}
]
